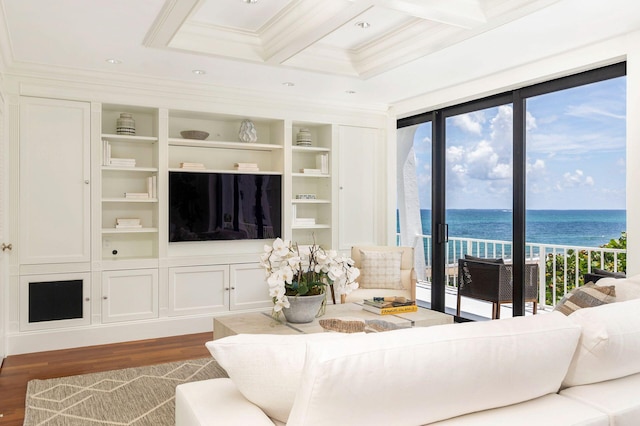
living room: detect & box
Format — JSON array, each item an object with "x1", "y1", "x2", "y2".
[{"x1": 2, "y1": 0, "x2": 640, "y2": 424}]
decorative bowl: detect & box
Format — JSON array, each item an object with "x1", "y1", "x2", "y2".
[{"x1": 180, "y1": 130, "x2": 209, "y2": 140}]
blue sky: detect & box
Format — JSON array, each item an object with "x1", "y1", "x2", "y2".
[{"x1": 412, "y1": 76, "x2": 626, "y2": 210}]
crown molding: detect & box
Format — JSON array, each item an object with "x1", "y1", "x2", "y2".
[
  {"x1": 2, "y1": 61, "x2": 389, "y2": 123},
  {"x1": 143, "y1": 0, "x2": 201, "y2": 48}
]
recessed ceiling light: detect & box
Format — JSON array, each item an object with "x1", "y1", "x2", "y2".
[
  {"x1": 345, "y1": 90, "x2": 356, "y2": 94},
  {"x1": 355, "y1": 21, "x2": 371, "y2": 29},
  {"x1": 105, "y1": 58, "x2": 122, "y2": 64},
  {"x1": 243, "y1": 0, "x2": 258, "y2": 3},
  {"x1": 282, "y1": 82, "x2": 295, "y2": 87},
  {"x1": 192, "y1": 69, "x2": 206, "y2": 75}
]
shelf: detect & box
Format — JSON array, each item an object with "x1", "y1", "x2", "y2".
[
  {"x1": 292, "y1": 199, "x2": 331, "y2": 204},
  {"x1": 102, "y1": 134, "x2": 158, "y2": 143},
  {"x1": 102, "y1": 197, "x2": 158, "y2": 203},
  {"x1": 102, "y1": 166, "x2": 158, "y2": 172},
  {"x1": 169, "y1": 168, "x2": 282, "y2": 175},
  {"x1": 102, "y1": 228, "x2": 159, "y2": 234},
  {"x1": 168, "y1": 138, "x2": 283, "y2": 151},
  {"x1": 292, "y1": 173, "x2": 331, "y2": 178},
  {"x1": 292, "y1": 224, "x2": 331, "y2": 229},
  {"x1": 292, "y1": 146, "x2": 330, "y2": 153}
]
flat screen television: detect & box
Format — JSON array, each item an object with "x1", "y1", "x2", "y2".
[{"x1": 169, "y1": 171, "x2": 282, "y2": 242}]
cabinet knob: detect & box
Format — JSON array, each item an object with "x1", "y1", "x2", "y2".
[
  {"x1": 85, "y1": 297, "x2": 90, "y2": 302},
  {"x1": 84, "y1": 180, "x2": 90, "y2": 184},
  {"x1": 224, "y1": 287, "x2": 230, "y2": 291},
  {"x1": 1, "y1": 243, "x2": 11, "y2": 251},
  {"x1": 231, "y1": 286, "x2": 236, "y2": 290},
  {"x1": 103, "y1": 296, "x2": 108, "y2": 300}
]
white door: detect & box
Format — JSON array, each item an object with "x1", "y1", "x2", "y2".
[
  {"x1": 229, "y1": 263, "x2": 272, "y2": 311},
  {"x1": 338, "y1": 126, "x2": 380, "y2": 250},
  {"x1": 168, "y1": 265, "x2": 229, "y2": 315},
  {"x1": 0, "y1": 95, "x2": 6, "y2": 364},
  {"x1": 101, "y1": 269, "x2": 158, "y2": 323},
  {"x1": 19, "y1": 97, "x2": 91, "y2": 264}
]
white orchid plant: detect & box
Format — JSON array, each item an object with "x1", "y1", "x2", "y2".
[{"x1": 259, "y1": 238, "x2": 360, "y2": 317}]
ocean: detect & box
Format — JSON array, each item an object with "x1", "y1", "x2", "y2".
[{"x1": 417, "y1": 209, "x2": 626, "y2": 248}]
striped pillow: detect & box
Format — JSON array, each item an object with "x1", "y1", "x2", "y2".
[{"x1": 554, "y1": 283, "x2": 616, "y2": 316}]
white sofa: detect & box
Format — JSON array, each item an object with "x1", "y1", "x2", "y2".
[{"x1": 176, "y1": 276, "x2": 640, "y2": 425}]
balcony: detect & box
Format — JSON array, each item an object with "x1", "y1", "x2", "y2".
[{"x1": 414, "y1": 234, "x2": 626, "y2": 319}]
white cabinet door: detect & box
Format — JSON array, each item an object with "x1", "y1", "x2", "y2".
[
  {"x1": 101, "y1": 269, "x2": 158, "y2": 323},
  {"x1": 229, "y1": 263, "x2": 272, "y2": 311},
  {"x1": 338, "y1": 126, "x2": 380, "y2": 250},
  {"x1": 168, "y1": 265, "x2": 229, "y2": 316},
  {"x1": 19, "y1": 97, "x2": 90, "y2": 264}
]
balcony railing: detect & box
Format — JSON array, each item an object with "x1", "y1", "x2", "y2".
[{"x1": 416, "y1": 234, "x2": 626, "y2": 310}]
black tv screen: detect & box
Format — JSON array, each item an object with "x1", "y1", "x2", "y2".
[{"x1": 169, "y1": 171, "x2": 282, "y2": 242}]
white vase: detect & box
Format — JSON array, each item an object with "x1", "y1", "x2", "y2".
[
  {"x1": 283, "y1": 293, "x2": 325, "y2": 323},
  {"x1": 238, "y1": 119, "x2": 258, "y2": 143}
]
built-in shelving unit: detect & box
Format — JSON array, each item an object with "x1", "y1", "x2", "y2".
[{"x1": 100, "y1": 106, "x2": 159, "y2": 261}]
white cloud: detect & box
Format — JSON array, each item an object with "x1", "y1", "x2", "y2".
[
  {"x1": 566, "y1": 104, "x2": 625, "y2": 120},
  {"x1": 451, "y1": 112, "x2": 484, "y2": 135},
  {"x1": 561, "y1": 169, "x2": 595, "y2": 188}
]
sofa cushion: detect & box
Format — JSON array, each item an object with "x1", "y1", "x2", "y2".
[
  {"x1": 596, "y1": 276, "x2": 640, "y2": 302},
  {"x1": 206, "y1": 333, "x2": 350, "y2": 424},
  {"x1": 553, "y1": 283, "x2": 616, "y2": 316},
  {"x1": 430, "y1": 393, "x2": 608, "y2": 426},
  {"x1": 563, "y1": 298, "x2": 640, "y2": 387},
  {"x1": 175, "y1": 378, "x2": 276, "y2": 426},
  {"x1": 560, "y1": 372, "x2": 640, "y2": 425},
  {"x1": 287, "y1": 312, "x2": 581, "y2": 426},
  {"x1": 358, "y1": 249, "x2": 403, "y2": 289}
]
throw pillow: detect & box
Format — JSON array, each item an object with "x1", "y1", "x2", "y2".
[
  {"x1": 464, "y1": 254, "x2": 505, "y2": 264},
  {"x1": 358, "y1": 249, "x2": 403, "y2": 289},
  {"x1": 592, "y1": 267, "x2": 626, "y2": 278},
  {"x1": 206, "y1": 333, "x2": 349, "y2": 423},
  {"x1": 553, "y1": 283, "x2": 616, "y2": 316}
]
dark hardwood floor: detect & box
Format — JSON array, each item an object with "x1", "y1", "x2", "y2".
[{"x1": 0, "y1": 332, "x2": 212, "y2": 426}]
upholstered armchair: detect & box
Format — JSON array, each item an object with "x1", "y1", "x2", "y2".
[
  {"x1": 457, "y1": 257, "x2": 538, "y2": 319},
  {"x1": 340, "y1": 246, "x2": 417, "y2": 304}
]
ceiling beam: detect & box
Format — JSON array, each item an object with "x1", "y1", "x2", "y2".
[
  {"x1": 261, "y1": 0, "x2": 374, "y2": 65},
  {"x1": 373, "y1": 0, "x2": 486, "y2": 28},
  {"x1": 143, "y1": 0, "x2": 202, "y2": 48}
]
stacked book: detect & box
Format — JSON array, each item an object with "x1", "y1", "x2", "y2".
[
  {"x1": 362, "y1": 297, "x2": 418, "y2": 315},
  {"x1": 147, "y1": 175, "x2": 157, "y2": 199},
  {"x1": 235, "y1": 162, "x2": 259, "y2": 172},
  {"x1": 292, "y1": 204, "x2": 316, "y2": 227},
  {"x1": 115, "y1": 218, "x2": 142, "y2": 229},
  {"x1": 124, "y1": 192, "x2": 149, "y2": 200},
  {"x1": 110, "y1": 158, "x2": 136, "y2": 167},
  {"x1": 315, "y1": 153, "x2": 329, "y2": 174},
  {"x1": 102, "y1": 140, "x2": 136, "y2": 167},
  {"x1": 300, "y1": 168, "x2": 321, "y2": 174},
  {"x1": 180, "y1": 162, "x2": 206, "y2": 170}
]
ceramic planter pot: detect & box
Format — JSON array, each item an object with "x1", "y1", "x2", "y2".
[{"x1": 282, "y1": 293, "x2": 325, "y2": 323}]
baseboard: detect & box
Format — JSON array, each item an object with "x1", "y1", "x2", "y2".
[{"x1": 7, "y1": 315, "x2": 215, "y2": 355}]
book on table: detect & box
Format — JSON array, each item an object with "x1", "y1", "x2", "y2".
[{"x1": 362, "y1": 297, "x2": 418, "y2": 315}]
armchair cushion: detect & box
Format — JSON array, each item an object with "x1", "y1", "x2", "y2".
[{"x1": 358, "y1": 249, "x2": 403, "y2": 289}]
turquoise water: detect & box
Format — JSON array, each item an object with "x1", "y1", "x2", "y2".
[{"x1": 417, "y1": 209, "x2": 626, "y2": 248}]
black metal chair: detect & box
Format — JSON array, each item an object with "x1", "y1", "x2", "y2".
[{"x1": 457, "y1": 258, "x2": 539, "y2": 319}]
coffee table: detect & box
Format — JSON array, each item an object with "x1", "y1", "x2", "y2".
[{"x1": 213, "y1": 302, "x2": 453, "y2": 340}]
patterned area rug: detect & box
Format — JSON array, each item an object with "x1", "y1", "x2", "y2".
[{"x1": 24, "y1": 358, "x2": 228, "y2": 425}]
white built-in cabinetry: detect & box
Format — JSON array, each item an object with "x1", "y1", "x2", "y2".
[
  {"x1": 101, "y1": 268, "x2": 159, "y2": 323},
  {"x1": 19, "y1": 97, "x2": 91, "y2": 265},
  {"x1": 11, "y1": 95, "x2": 384, "y2": 354},
  {"x1": 168, "y1": 263, "x2": 271, "y2": 316}
]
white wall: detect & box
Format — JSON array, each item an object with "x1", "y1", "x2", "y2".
[{"x1": 392, "y1": 31, "x2": 639, "y2": 275}]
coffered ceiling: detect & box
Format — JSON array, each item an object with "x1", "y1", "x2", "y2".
[{"x1": 2, "y1": 0, "x2": 640, "y2": 109}]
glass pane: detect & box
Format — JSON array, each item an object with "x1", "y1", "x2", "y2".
[
  {"x1": 526, "y1": 76, "x2": 626, "y2": 307},
  {"x1": 446, "y1": 105, "x2": 513, "y2": 316},
  {"x1": 397, "y1": 122, "x2": 432, "y2": 294}
]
